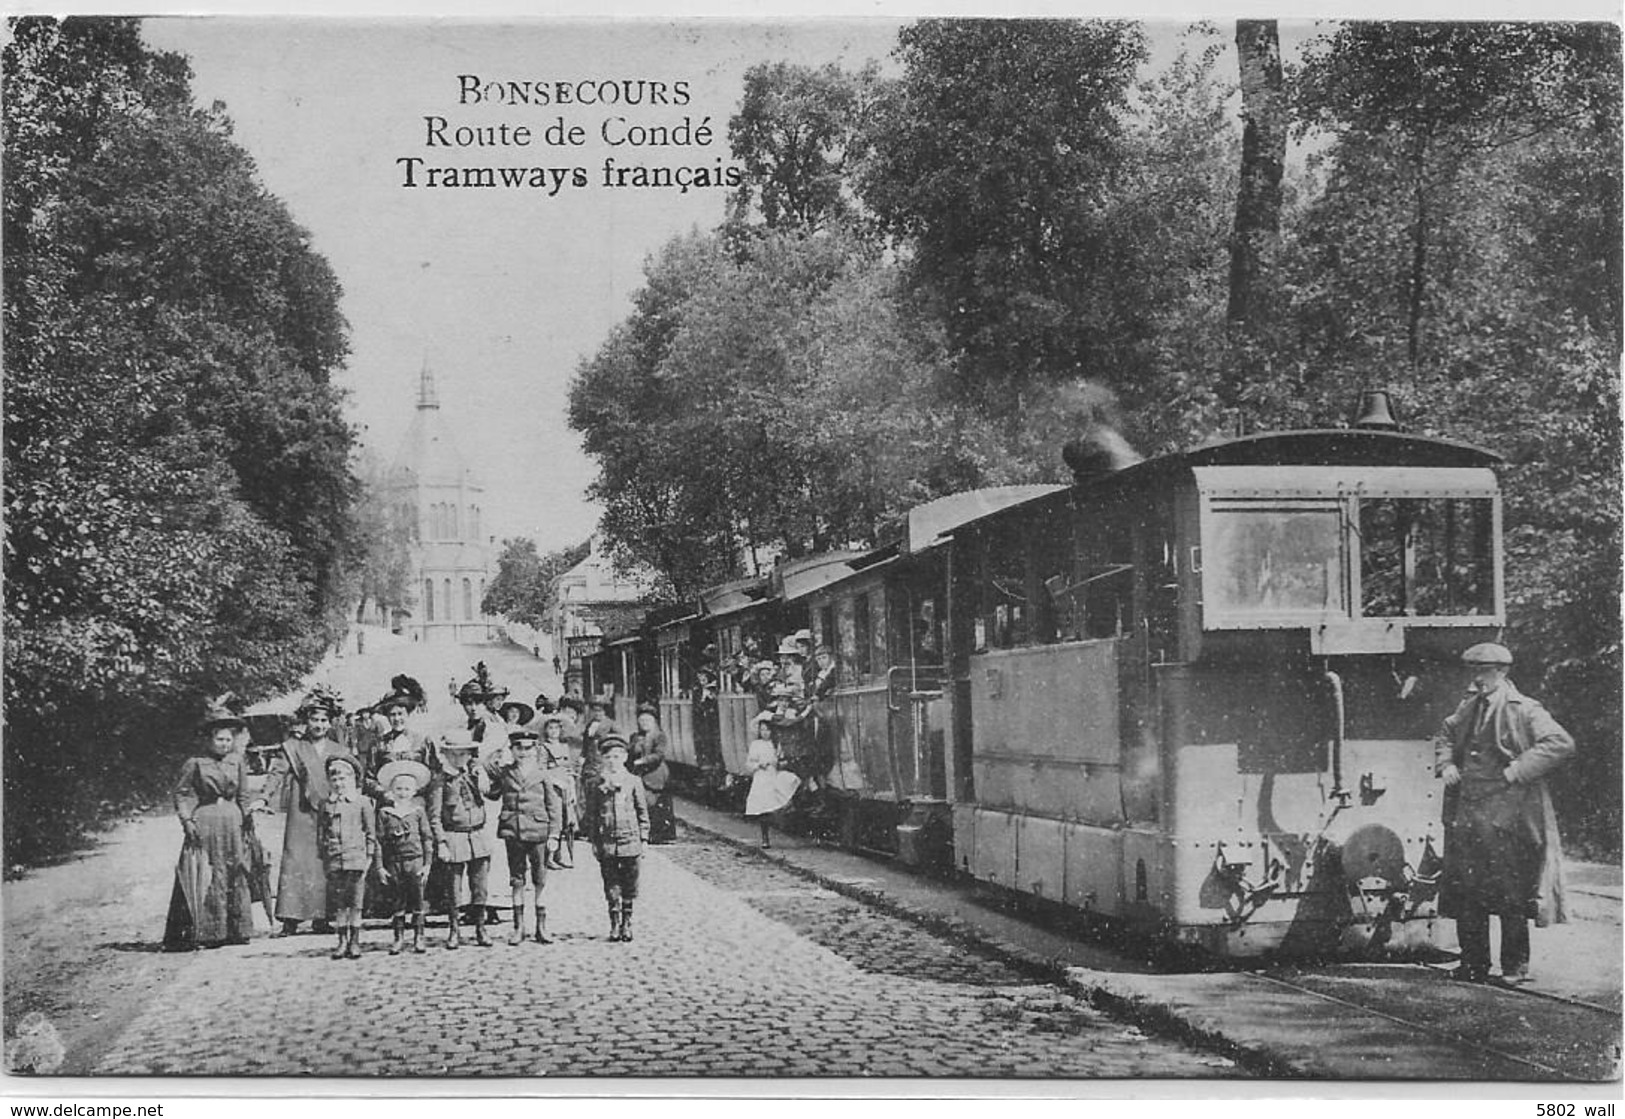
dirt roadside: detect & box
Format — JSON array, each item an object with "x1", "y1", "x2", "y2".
[{"x1": 3, "y1": 810, "x2": 246, "y2": 1076}]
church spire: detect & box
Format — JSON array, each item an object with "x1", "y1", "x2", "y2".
[{"x1": 417, "y1": 358, "x2": 439, "y2": 410}]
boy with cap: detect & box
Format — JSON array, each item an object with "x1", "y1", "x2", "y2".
[
  {"x1": 586, "y1": 734, "x2": 649, "y2": 942},
  {"x1": 1435, "y1": 642, "x2": 1575, "y2": 985},
  {"x1": 377, "y1": 759, "x2": 435, "y2": 955},
  {"x1": 428, "y1": 729, "x2": 493, "y2": 948},
  {"x1": 484, "y1": 729, "x2": 565, "y2": 945},
  {"x1": 318, "y1": 754, "x2": 375, "y2": 960}
]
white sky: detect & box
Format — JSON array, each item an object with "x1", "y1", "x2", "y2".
[{"x1": 132, "y1": 11, "x2": 1607, "y2": 553}]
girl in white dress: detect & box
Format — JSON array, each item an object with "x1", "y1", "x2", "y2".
[{"x1": 744, "y1": 711, "x2": 800, "y2": 849}]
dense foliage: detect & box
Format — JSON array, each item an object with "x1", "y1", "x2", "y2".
[
  {"x1": 482, "y1": 537, "x2": 591, "y2": 630},
  {"x1": 569, "y1": 19, "x2": 1620, "y2": 854},
  {"x1": 3, "y1": 17, "x2": 357, "y2": 864}
]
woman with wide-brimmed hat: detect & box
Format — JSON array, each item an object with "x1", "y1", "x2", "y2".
[
  {"x1": 256, "y1": 689, "x2": 359, "y2": 936},
  {"x1": 162, "y1": 700, "x2": 257, "y2": 951}
]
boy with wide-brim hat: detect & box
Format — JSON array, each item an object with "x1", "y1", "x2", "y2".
[
  {"x1": 428, "y1": 729, "x2": 493, "y2": 948},
  {"x1": 376, "y1": 759, "x2": 434, "y2": 955}
]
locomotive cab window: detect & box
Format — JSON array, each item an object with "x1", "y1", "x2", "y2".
[
  {"x1": 1197, "y1": 466, "x2": 1502, "y2": 631},
  {"x1": 1360, "y1": 497, "x2": 1495, "y2": 617},
  {"x1": 1206, "y1": 501, "x2": 1347, "y2": 619}
]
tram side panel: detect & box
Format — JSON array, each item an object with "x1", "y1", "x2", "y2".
[{"x1": 960, "y1": 639, "x2": 1136, "y2": 911}]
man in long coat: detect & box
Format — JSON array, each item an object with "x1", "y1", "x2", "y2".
[
  {"x1": 258, "y1": 695, "x2": 358, "y2": 935},
  {"x1": 1434, "y1": 642, "x2": 1575, "y2": 985}
]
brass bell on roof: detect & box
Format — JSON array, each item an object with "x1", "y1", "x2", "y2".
[{"x1": 1353, "y1": 390, "x2": 1400, "y2": 431}]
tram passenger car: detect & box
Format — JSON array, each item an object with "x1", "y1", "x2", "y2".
[{"x1": 643, "y1": 400, "x2": 1503, "y2": 957}]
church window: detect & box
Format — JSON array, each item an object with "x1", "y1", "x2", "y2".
[
  {"x1": 462, "y1": 579, "x2": 473, "y2": 620},
  {"x1": 443, "y1": 579, "x2": 453, "y2": 621},
  {"x1": 424, "y1": 579, "x2": 435, "y2": 622}
]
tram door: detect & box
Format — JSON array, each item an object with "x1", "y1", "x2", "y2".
[{"x1": 886, "y1": 581, "x2": 948, "y2": 801}]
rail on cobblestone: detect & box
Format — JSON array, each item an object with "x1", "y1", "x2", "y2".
[{"x1": 675, "y1": 816, "x2": 1304, "y2": 1078}]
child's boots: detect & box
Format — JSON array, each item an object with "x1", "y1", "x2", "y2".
[
  {"x1": 607, "y1": 903, "x2": 623, "y2": 942},
  {"x1": 389, "y1": 916, "x2": 405, "y2": 956},
  {"x1": 534, "y1": 906, "x2": 554, "y2": 945},
  {"x1": 331, "y1": 929, "x2": 348, "y2": 960},
  {"x1": 620, "y1": 902, "x2": 634, "y2": 943},
  {"x1": 344, "y1": 925, "x2": 362, "y2": 959},
  {"x1": 473, "y1": 910, "x2": 492, "y2": 947},
  {"x1": 508, "y1": 902, "x2": 525, "y2": 947},
  {"x1": 445, "y1": 912, "x2": 463, "y2": 950},
  {"x1": 412, "y1": 913, "x2": 427, "y2": 954}
]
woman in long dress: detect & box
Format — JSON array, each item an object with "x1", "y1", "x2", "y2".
[
  {"x1": 162, "y1": 704, "x2": 256, "y2": 950},
  {"x1": 744, "y1": 712, "x2": 799, "y2": 849}
]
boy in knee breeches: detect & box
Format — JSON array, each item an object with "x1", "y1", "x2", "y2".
[
  {"x1": 484, "y1": 729, "x2": 564, "y2": 946},
  {"x1": 377, "y1": 760, "x2": 434, "y2": 955},
  {"x1": 428, "y1": 729, "x2": 492, "y2": 948},
  {"x1": 319, "y1": 754, "x2": 375, "y2": 960},
  {"x1": 586, "y1": 735, "x2": 649, "y2": 942}
]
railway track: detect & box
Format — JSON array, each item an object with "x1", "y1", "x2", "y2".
[{"x1": 1251, "y1": 961, "x2": 1622, "y2": 1080}]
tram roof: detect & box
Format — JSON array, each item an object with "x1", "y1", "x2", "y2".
[
  {"x1": 943, "y1": 428, "x2": 1503, "y2": 538},
  {"x1": 773, "y1": 550, "x2": 871, "y2": 603}
]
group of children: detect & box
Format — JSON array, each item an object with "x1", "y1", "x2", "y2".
[{"x1": 313, "y1": 714, "x2": 650, "y2": 961}]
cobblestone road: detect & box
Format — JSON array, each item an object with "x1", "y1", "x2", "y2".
[{"x1": 95, "y1": 828, "x2": 1237, "y2": 1078}]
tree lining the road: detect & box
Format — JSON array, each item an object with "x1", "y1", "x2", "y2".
[
  {"x1": 481, "y1": 537, "x2": 592, "y2": 630},
  {"x1": 3, "y1": 17, "x2": 359, "y2": 866},
  {"x1": 569, "y1": 19, "x2": 1621, "y2": 856}
]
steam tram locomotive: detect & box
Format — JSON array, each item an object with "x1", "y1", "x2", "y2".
[{"x1": 590, "y1": 398, "x2": 1504, "y2": 957}]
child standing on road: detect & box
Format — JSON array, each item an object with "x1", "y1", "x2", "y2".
[
  {"x1": 586, "y1": 734, "x2": 649, "y2": 943},
  {"x1": 428, "y1": 729, "x2": 493, "y2": 949},
  {"x1": 319, "y1": 754, "x2": 375, "y2": 960},
  {"x1": 485, "y1": 729, "x2": 564, "y2": 945},
  {"x1": 540, "y1": 716, "x2": 577, "y2": 869},
  {"x1": 377, "y1": 760, "x2": 434, "y2": 955}
]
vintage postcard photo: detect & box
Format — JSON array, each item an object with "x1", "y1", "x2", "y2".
[{"x1": 2, "y1": 12, "x2": 1620, "y2": 1089}]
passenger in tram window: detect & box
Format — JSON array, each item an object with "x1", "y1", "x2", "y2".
[
  {"x1": 810, "y1": 644, "x2": 838, "y2": 701},
  {"x1": 427, "y1": 730, "x2": 493, "y2": 949},
  {"x1": 1435, "y1": 642, "x2": 1576, "y2": 986},
  {"x1": 586, "y1": 734, "x2": 649, "y2": 942},
  {"x1": 628, "y1": 703, "x2": 675, "y2": 844},
  {"x1": 745, "y1": 711, "x2": 799, "y2": 850},
  {"x1": 751, "y1": 660, "x2": 779, "y2": 712},
  {"x1": 775, "y1": 638, "x2": 808, "y2": 702}
]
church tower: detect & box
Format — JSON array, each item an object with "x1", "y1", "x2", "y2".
[{"x1": 384, "y1": 361, "x2": 494, "y2": 643}]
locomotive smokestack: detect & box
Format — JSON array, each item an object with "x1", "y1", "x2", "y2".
[
  {"x1": 1353, "y1": 390, "x2": 1400, "y2": 431},
  {"x1": 1062, "y1": 423, "x2": 1144, "y2": 486}
]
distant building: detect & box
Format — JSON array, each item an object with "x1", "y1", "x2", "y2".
[
  {"x1": 553, "y1": 535, "x2": 654, "y2": 687},
  {"x1": 382, "y1": 362, "x2": 495, "y2": 643}
]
